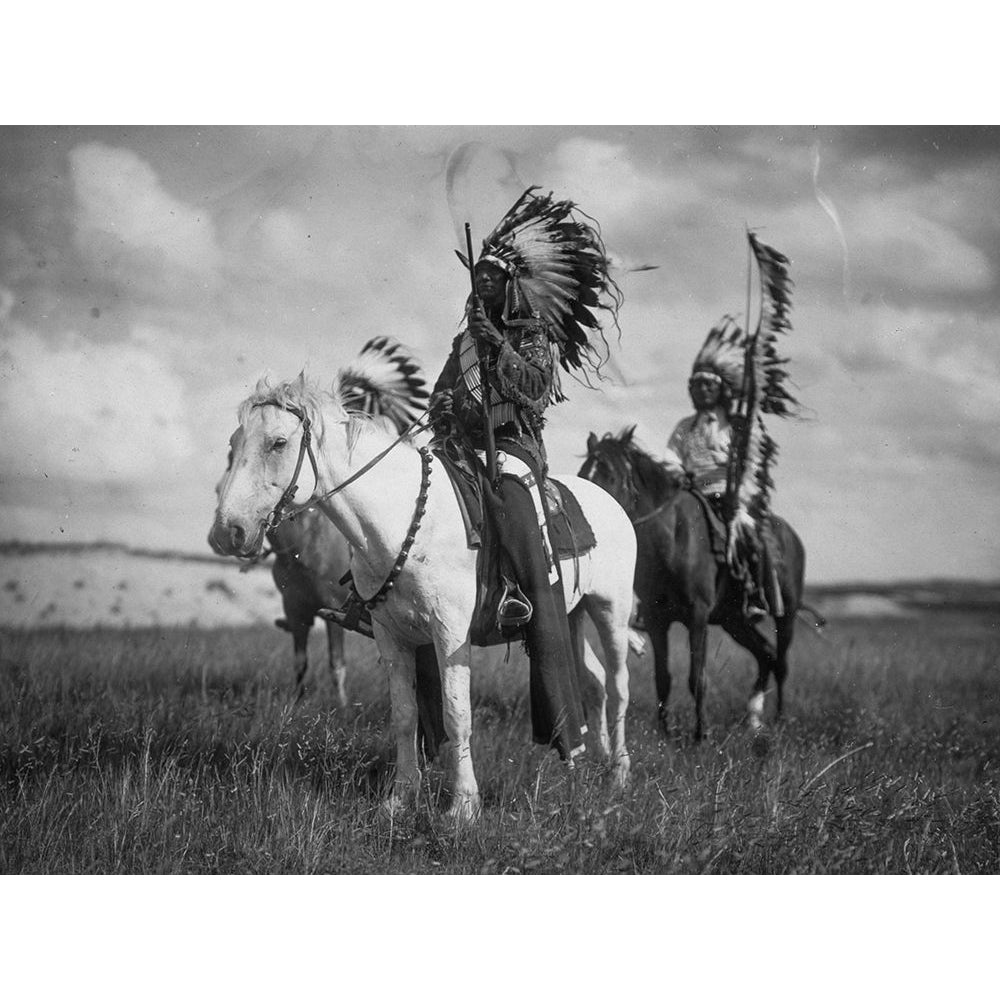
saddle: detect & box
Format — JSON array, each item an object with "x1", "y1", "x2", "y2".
[
  {"x1": 687, "y1": 486, "x2": 784, "y2": 616},
  {"x1": 685, "y1": 487, "x2": 728, "y2": 563},
  {"x1": 435, "y1": 441, "x2": 596, "y2": 647}
]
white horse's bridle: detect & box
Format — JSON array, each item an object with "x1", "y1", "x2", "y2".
[{"x1": 255, "y1": 402, "x2": 427, "y2": 532}]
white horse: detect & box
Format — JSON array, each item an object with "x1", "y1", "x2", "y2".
[
  {"x1": 218, "y1": 337, "x2": 431, "y2": 708},
  {"x1": 209, "y1": 373, "x2": 636, "y2": 820}
]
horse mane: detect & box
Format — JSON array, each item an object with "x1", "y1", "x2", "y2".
[
  {"x1": 238, "y1": 374, "x2": 409, "y2": 456},
  {"x1": 601, "y1": 428, "x2": 684, "y2": 505},
  {"x1": 239, "y1": 375, "x2": 335, "y2": 434}
]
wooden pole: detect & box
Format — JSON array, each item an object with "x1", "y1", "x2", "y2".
[{"x1": 465, "y1": 222, "x2": 498, "y2": 484}]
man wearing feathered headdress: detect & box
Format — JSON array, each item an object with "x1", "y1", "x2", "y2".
[
  {"x1": 429, "y1": 187, "x2": 622, "y2": 762},
  {"x1": 664, "y1": 235, "x2": 798, "y2": 622}
]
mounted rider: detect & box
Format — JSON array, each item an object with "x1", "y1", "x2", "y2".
[
  {"x1": 428, "y1": 186, "x2": 622, "y2": 761},
  {"x1": 664, "y1": 234, "x2": 799, "y2": 622}
]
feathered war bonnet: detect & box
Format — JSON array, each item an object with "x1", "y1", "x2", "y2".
[
  {"x1": 464, "y1": 187, "x2": 623, "y2": 396},
  {"x1": 691, "y1": 315, "x2": 746, "y2": 401}
]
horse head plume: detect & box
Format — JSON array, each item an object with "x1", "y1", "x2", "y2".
[{"x1": 335, "y1": 336, "x2": 429, "y2": 433}]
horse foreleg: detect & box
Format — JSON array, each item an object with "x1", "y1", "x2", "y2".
[
  {"x1": 373, "y1": 629, "x2": 421, "y2": 814},
  {"x1": 647, "y1": 610, "x2": 672, "y2": 738},
  {"x1": 720, "y1": 616, "x2": 776, "y2": 731},
  {"x1": 569, "y1": 608, "x2": 610, "y2": 760},
  {"x1": 433, "y1": 634, "x2": 480, "y2": 822},
  {"x1": 290, "y1": 623, "x2": 310, "y2": 702},
  {"x1": 583, "y1": 599, "x2": 631, "y2": 788},
  {"x1": 324, "y1": 620, "x2": 348, "y2": 709},
  {"x1": 773, "y1": 614, "x2": 795, "y2": 720},
  {"x1": 688, "y1": 607, "x2": 710, "y2": 742}
]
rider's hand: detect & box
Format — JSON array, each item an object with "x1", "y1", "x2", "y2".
[{"x1": 469, "y1": 305, "x2": 503, "y2": 346}]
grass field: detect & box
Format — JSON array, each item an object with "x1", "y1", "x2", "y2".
[{"x1": 1, "y1": 611, "x2": 997, "y2": 874}]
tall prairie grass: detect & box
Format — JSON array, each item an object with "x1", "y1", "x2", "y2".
[{"x1": 1, "y1": 613, "x2": 997, "y2": 873}]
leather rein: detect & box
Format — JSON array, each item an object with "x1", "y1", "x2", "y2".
[
  {"x1": 250, "y1": 403, "x2": 432, "y2": 600},
  {"x1": 254, "y1": 402, "x2": 426, "y2": 531}
]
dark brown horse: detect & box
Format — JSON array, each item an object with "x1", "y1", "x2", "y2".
[
  {"x1": 580, "y1": 427, "x2": 822, "y2": 740},
  {"x1": 268, "y1": 509, "x2": 351, "y2": 706}
]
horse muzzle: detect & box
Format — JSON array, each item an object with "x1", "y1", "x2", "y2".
[{"x1": 208, "y1": 516, "x2": 265, "y2": 558}]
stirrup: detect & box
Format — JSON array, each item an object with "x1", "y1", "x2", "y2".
[
  {"x1": 318, "y1": 592, "x2": 374, "y2": 639},
  {"x1": 497, "y1": 576, "x2": 533, "y2": 632}
]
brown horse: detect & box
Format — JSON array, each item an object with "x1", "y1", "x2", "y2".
[
  {"x1": 268, "y1": 509, "x2": 351, "y2": 705},
  {"x1": 580, "y1": 427, "x2": 821, "y2": 740}
]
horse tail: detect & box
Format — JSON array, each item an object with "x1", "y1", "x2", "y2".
[
  {"x1": 336, "y1": 336, "x2": 430, "y2": 432},
  {"x1": 796, "y1": 602, "x2": 827, "y2": 632}
]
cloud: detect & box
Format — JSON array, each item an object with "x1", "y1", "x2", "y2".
[
  {"x1": 1, "y1": 126, "x2": 997, "y2": 579},
  {"x1": 851, "y1": 197, "x2": 992, "y2": 295},
  {"x1": 69, "y1": 141, "x2": 221, "y2": 289},
  {"x1": 0, "y1": 308, "x2": 195, "y2": 484},
  {"x1": 549, "y1": 136, "x2": 704, "y2": 223}
]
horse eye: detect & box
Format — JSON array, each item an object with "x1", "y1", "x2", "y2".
[{"x1": 272, "y1": 438, "x2": 288, "y2": 452}]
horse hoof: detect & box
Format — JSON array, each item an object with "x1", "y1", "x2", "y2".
[
  {"x1": 380, "y1": 796, "x2": 406, "y2": 819},
  {"x1": 655, "y1": 708, "x2": 671, "y2": 740},
  {"x1": 750, "y1": 729, "x2": 771, "y2": 757},
  {"x1": 609, "y1": 757, "x2": 631, "y2": 790},
  {"x1": 444, "y1": 793, "x2": 481, "y2": 825},
  {"x1": 381, "y1": 781, "x2": 420, "y2": 818}
]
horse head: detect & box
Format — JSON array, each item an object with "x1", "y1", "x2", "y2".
[
  {"x1": 209, "y1": 337, "x2": 429, "y2": 561},
  {"x1": 209, "y1": 374, "x2": 326, "y2": 559},
  {"x1": 580, "y1": 426, "x2": 683, "y2": 519},
  {"x1": 580, "y1": 427, "x2": 641, "y2": 512}
]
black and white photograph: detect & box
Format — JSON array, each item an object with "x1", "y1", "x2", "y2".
[{"x1": 2, "y1": 124, "x2": 996, "y2": 884}]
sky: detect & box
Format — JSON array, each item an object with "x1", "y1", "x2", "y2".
[{"x1": 1, "y1": 124, "x2": 998, "y2": 584}]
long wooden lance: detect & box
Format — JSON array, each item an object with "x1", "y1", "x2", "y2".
[
  {"x1": 465, "y1": 222, "x2": 498, "y2": 485},
  {"x1": 725, "y1": 230, "x2": 760, "y2": 529}
]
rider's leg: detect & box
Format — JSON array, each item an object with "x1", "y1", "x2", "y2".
[{"x1": 487, "y1": 468, "x2": 586, "y2": 761}]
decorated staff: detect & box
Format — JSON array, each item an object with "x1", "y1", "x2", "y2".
[
  {"x1": 465, "y1": 221, "x2": 498, "y2": 484},
  {"x1": 665, "y1": 230, "x2": 799, "y2": 621},
  {"x1": 724, "y1": 231, "x2": 798, "y2": 566},
  {"x1": 428, "y1": 187, "x2": 622, "y2": 761}
]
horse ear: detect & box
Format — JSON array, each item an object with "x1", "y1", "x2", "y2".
[
  {"x1": 622, "y1": 425, "x2": 636, "y2": 444},
  {"x1": 587, "y1": 431, "x2": 598, "y2": 454}
]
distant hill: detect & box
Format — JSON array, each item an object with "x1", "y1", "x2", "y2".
[
  {"x1": 806, "y1": 579, "x2": 1000, "y2": 615},
  {"x1": 1, "y1": 540, "x2": 275, "y2": 629},
  {"x1": 1, "y1": 539, "x2": 997, "y2": 629},
  {"x1": 0, "y1": 539, "x2": 225, "y2": 565}
]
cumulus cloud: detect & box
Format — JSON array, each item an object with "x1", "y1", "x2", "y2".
[
  {"x1": 2, "y1": 126, "x2": 998, "y2": 577},
  {"x1": 70, "y1": 141, "x2": 221, "y2": 285},
  {"x1": 549, "y1": 136, "x2": 703, "y2": 223},
  {"x1": 0, "y1": 309, "x2": 195, "y2": 484},
  {"x1": 850, "y1": 196, "x2": 992, "y2": 295}
]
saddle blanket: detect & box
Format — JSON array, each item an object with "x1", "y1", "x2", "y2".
[
  {"x1": 686, "y1": 487, "x2": 728, "y2": 562},
  {"x1": 435, "y1": 443, "x2": 596, "y2": 648},
  {"x1": 438, "y1": 446, "x2": 596, "y2": 557}
]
